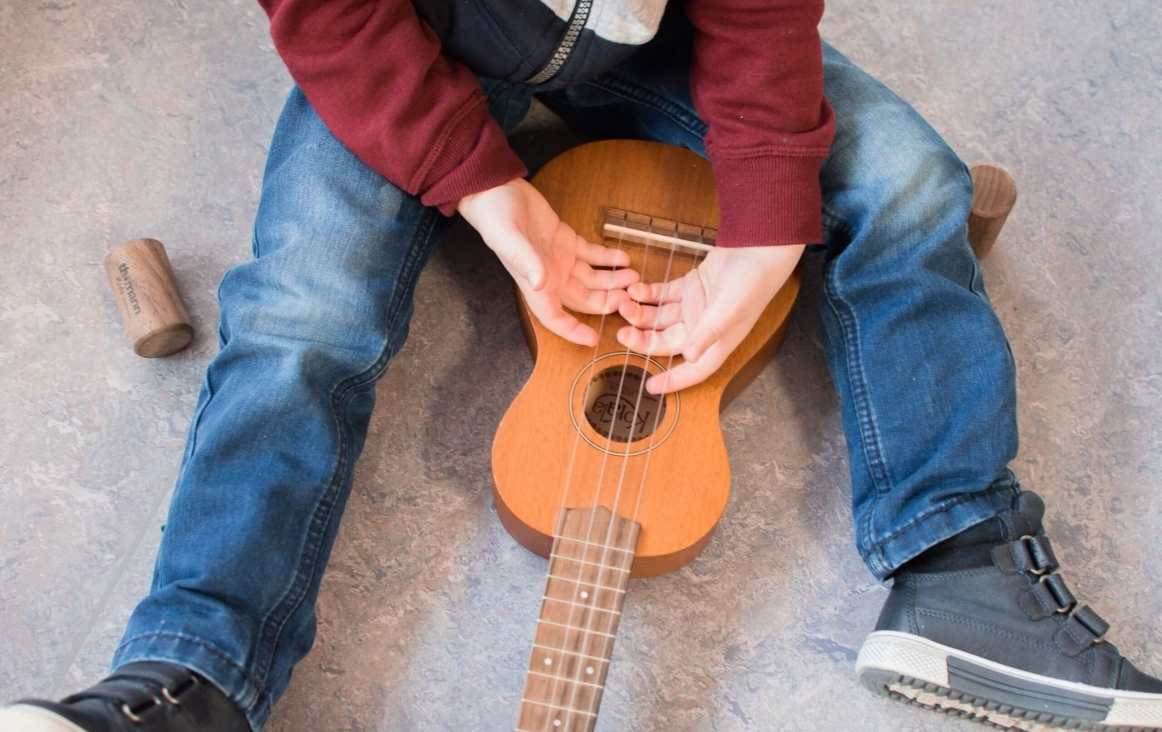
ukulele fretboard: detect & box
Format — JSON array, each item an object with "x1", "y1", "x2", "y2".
[{"x1": 517, "y1": 507, "x2": 640, "y2": 732}]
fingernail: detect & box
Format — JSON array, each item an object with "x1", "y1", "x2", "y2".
[{"x1": 528, "y1": 270, "x2": 542, "y2": 288}]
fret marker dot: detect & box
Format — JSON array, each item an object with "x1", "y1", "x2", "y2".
[
  {"x1": 586, "y1": 666, "x2": 594, "y2": 675},
  {"x1": 544, "y1": 658, "x2": 552, "y2": 666},
  {"x1": 554, "y1": 721, "x2": 562, "y2": 728},
  {"x1": 580, "y1": 591, "x2": 589, "y2": 599}
]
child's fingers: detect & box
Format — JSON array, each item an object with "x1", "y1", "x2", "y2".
[
  {"x1": 527, "y1": 294, "x2": 599, "y2": 346},
  {"x1": 577, "y1": 237, "x2": 631, "y2": 268},
  {"x1": 615, "y1": 323, "x2": 687, "y2": 357},
  {"x1": 627, "y1": 276, "x2": 686, "y2": 305},
  {"x1": 678, "y1": 283, "x2": 756, "y2": 363},
  {"x1": 645, "y1": 342, "x2": 728, "y2": 394},
  {"x1": 681, "y1": 318, "x2": 726, "y2": 364},
  {"x1": 572, "y1": 261, "x2": 639, "y2": 290},
  {"x1": 493, "y1": 228, "x2": 547, "y2": 291},
  {"x1": 618, "y1": 300, "x2": 682, "y2": 331},
  {"x1": 560, "y1": 279, "x2": 631, "y2": 315}
]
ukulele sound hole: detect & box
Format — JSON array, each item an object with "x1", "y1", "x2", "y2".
[{"x1": 584, "y1": 365, "x2": 666, "y2": 443}]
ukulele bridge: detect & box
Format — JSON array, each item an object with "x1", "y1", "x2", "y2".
[{"x1": 602, "y1": 208, "x2": 717, "y2": 253}]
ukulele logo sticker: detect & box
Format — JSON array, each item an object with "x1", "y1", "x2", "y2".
[{"x1": 584, "y1": 365, "x2": 666, "y2": 442}]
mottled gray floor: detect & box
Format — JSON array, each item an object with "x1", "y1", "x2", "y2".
[{"x1": 2, "y1": 1, "x2": 1161, "y2": 731}]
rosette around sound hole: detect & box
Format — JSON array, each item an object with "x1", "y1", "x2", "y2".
[{"x1": 583, "y1": 365, "x2": 666, "y2": 443}]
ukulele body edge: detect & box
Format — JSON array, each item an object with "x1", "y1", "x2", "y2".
[{"x1": 491, "y1": 140, "x2": 800, "y2": 578}]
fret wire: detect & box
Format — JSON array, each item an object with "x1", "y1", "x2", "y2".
[
  {"x1": 520, "y1": 698, "x2": 597, "y2": 717},
  {"x1": 545, "y1": 576, "x2": 628, "y2": 595},
  {"x1": 547, "y1": 554, "x2": 631, "y2": 573},
  {"x1": 533, "y1": 642, "x2": 611, "y2": 664},
  {"x1": 536, "y1": 618, "x2": 616, "y2": 639},
  {"x1": 527, "y1": 669, "x2": 604, "y2": 689},
  {"x1": 534, "y1": 632, "x2": 618, "y2": 659},
  {"x1": 542, "y1": 596, "x2": 623, "y2": 615},
  {"x1": 552, "y1": 536, "x2": 634, "y2": 554}
]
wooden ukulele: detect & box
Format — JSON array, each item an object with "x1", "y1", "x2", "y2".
[{"x1": 491, "y1": 140, "x2": 800, "y2": 731}]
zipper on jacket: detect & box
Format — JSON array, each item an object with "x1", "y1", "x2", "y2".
[{"x1": 525, "y1": 0, "x2": 593, "y2": 84}]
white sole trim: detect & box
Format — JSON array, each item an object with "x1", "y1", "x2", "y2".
[
  {"x1": 0, "y1": 704, "x2": 88, "y2": 732},
  {"x1": 857, "y1": 631, "x2": 1162, "y2": 728}
]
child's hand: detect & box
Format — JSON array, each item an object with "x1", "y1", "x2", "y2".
[
  {"x1": 459, "y1": 178, "x2": 639, "y2": 347},
  {"x1": 616, "y1": 244, "x2": 805, "y2": 394}
]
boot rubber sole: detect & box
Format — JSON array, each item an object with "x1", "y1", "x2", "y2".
[
  {"x1": 857, "y1": 631, "x2": 1162, "y2": 731},
  {"x1": 0, "y1": 704, "x2": 87, "y2": 732}
]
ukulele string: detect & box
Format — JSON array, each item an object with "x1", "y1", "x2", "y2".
[
  {"x1": 529, "y1": 224, "x2": 630, "y2": 731},
  {"x1": 623, "y1": 247, "x2": 708, "y2": 548},
  {"x1": 555, "y1": 227, "x2": 630, "y2": 513},
  {"x1": 541, "y1": 227, "x2": 663, "y2": 730},
  {"x1": 560, "y1": 245, "x2": 702, "y2": 729},
  {"x1": 559, "y1": 234, "x2": 689, "y2": 729}
]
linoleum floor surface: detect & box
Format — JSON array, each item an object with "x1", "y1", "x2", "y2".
[{"x1": 2, "y1": 1, "x2": 1160, "y2": 731}]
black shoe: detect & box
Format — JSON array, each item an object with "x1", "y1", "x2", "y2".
[
  {"x1": 857, "y1": 491, "x2": 1162, "y2": 730},
  {"x1": 0, "y1": 662, "x2": 250, "y2": 732}
]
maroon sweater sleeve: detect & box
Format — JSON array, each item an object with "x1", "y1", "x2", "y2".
[
  {"x1": 685, "y1": 0, "x2": 836, "y2": 247},
  {"x1": 258, "y1": 0, "x2": 527, "y2": 215}
]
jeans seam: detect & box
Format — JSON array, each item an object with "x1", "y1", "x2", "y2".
[
  {"x1": 585, "y1": 75, "x2": 708, "y2": 140},
  {"x1": 176, "y1": 375, "x2": 213, "y2": 485},
  {"x1": 116, "y1": 631, "x2": 270, "y2": 707},
  {"x1": 823, "y1": 259, "x2": 892, "y2": 560},
  {"x1": 250, "y1": 206, "x2": 442, "y2": 687},
  {"x1": 176, "y1": 270, "x2": 238, "y2": 483},
  {"x1": 861, "y1": 482, "x2": 1016, "y2": 562},
  {"x1": 968, "y1": 249, "x2": 995, "y2": 306}
]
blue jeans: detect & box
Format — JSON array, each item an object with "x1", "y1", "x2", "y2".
[{"x1": 113, "y1": 30, "x2": 1019, "y2": 732}]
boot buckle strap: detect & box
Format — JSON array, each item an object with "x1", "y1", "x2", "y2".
[
  {"x1": 1075, "y1": 604, "x2": 1111, "y2": 638},
  {"x1": 120, "y1": 696, "x2": 161, "y2": 724},
  {"x1": 993, "y1": 535, "x2": 1059, "y2": 575},
  {"x1": 1054, "y1": 605, "x2": 1111, "y2": 656},
  {"x1": 1019, "y1": 573, "x2": 1078, "y2": 619}
]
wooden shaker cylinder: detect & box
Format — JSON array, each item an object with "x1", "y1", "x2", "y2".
[
  {"x1": 967, "y1": 163, "x2": 1017, "y2": 259},
  {"x1": 104, "y1": 238, "x2": 194, "y2": 357}
]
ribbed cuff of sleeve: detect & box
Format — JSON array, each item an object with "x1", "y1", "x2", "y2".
[
  {"x1": 415, "y1": 93, "x2": 528, "y2": 217},
  {"x1": 710, "y1": 152, "x2": 827, "y2": 247}
]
